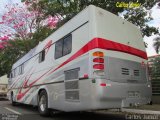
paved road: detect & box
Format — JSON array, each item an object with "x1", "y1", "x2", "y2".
[{"x1": 0, "y1": 98, "x2": 159, "y2": 120}]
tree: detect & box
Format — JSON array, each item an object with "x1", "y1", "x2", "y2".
[
  {"x1": 0, "y1": 3, "x2": 39, "y2": 40},
  {"x1": 24, "y1": 0, "x2": 159, "y2": 37},
  {"x1": 0, "y1": 40, "x2": 27, "y2": 76},
  {"x1": 0, "y1": 2, "x2": 59, "y2": 76},
  {"x1": 153, "y1": 37, "x2": 160, "y2": 54},
  {"x1": 150, "y1": 56, "x2": 160, "y2": 79},
  {"x1": 0, "y1": 25, "x2": 55, "y2": 76},
  {"x1": 0, "y1": 2, "x2": 59, "y2": 47},
  {"x1": 0, "y1": 2, "x2": 59, "y2": 50}
]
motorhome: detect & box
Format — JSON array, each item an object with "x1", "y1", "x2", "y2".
[{"x1": 8, "y1": 5, "x2": 152, "y2": 116}]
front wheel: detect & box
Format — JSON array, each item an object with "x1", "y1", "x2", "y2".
[
  {"x1": 38, "y1": 90, "x2": 50, "y2": 116},
  {"x1": 11, "y1": 93, "x2": 16, "y2": 106}
]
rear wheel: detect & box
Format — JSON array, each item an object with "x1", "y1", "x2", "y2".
[
  {"x1": 149, "y1": 101, "x2": 152, "y2": 105},
  {"x1": 38, "y1": 90, "x2": 50, "y2": 116}
]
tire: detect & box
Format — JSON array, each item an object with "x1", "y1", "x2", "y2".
[
  {"x1": 11, "y1": 93, "x2": 16, "y2": 106},
  {"x1": 149, "y1": 101, "x2": 152, "y2": 105},
  {"x1": 38, "y1": 90, "x2": 50, "y2": 116}
]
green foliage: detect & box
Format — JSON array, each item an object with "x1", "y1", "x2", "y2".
[
  {"x1": 32, "y1": 26, "x2": 54, "y2": 45},
  {"x1": 0, "y1": 26, "x2": 53, "y2": 76},
  {"x1": 124, "y1": 7, "x2": 159, "y2": 37},
  {"x1": 34, "y1": 0, "x2": 124, "y2": 20},
  {"x1": 153, "y1": 37, "x2": 160, "y2": 54},
  {"x1": 0, "y1": 40, "x2": 27, "y2": 76},
  {"x1": 151, "y1": 56, "x2": 160, "y2": 79},
  {"x1": 31, "y1": 0, "x2": 159, "y2": 37}
]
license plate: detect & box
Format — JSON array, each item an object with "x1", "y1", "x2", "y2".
[{"x1": 128, "y1": 91, "x2": 140, "y2": 98}]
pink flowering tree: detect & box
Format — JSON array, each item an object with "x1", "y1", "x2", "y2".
[
  {"x1": 0, "y1": 1, "x2": 61, "y2": 76},
  {"x1": 0, "y1": 2, "x2": 59, "y2": 50},
  {"x1": 0, "y1": 3, "x2": 43, "y2": 39}
]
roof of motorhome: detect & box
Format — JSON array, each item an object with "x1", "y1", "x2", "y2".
[{"x1": 12, "y1": 46, "x2": 37, "y2": 69}]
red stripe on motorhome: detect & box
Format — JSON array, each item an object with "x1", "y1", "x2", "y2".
[
  {"x1": 49, "y1": 37, "x2": 147, "y2": 74},
  {"x1": 17, "y1": 68, "x2": 53, "y2": 100},
  {"x1": 17, "y1": 37, "x2": 147, "y2": 100}
]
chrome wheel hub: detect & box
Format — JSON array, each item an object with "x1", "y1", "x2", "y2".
[{"x1": 39, "y1": 95, "x2": 46, "y2": 112}]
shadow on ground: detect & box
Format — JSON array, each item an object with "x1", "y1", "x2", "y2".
[
  {"x1": 50, "y1": 112, "x2": 125, "y2": 120},
  {"x1": 5, "y1": 102, "x2": 125, "y2": 120},
  {"x1": 0, "y1": 98, "x2": 8, "y2": 101},
  {"x1": 20, "y1": 111, "x2": 125, "y2": 120}
]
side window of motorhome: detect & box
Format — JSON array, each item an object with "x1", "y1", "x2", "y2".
[
  {"x1": 10, "y1": 71, "x2": 13, "y2": 78},
  {"x1": 55, "y1": 39, "x2": 63, "y2": 59},
  {"x1": 11, "y1": 69, "x2": 15, "y2": 78},
  {"x1": 19, "y1": 66, "x2": 21, "y2": 75},
  {"x1": 63, "y1": 35, "x2": 72, "y2": 56},
  {"x1": 15, "y1": 67, "x2": 18, "y2": 77},
  {"x1": 55, "y1": 34, "x2": 72, "y2": 59},
  {"x1": 19, "y1": 64, "x2": 24, "y2": 75},
  {"x1": 21, "y1": 63, "x2": 24, "y2": 74},
  {"x1": 39, "y1": 50, "x2": 45, "y2": 63}
]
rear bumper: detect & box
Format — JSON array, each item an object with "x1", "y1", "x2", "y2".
[{"x1": 95, "y1": 79, "x2": 152, "y2": 108}]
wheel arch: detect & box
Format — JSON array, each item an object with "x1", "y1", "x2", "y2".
[
  {"x1": 10, "y1": 90, "x2": 15, "y2": 101},
  {"x1": 11, "y1": 91, "x2": 13, "y2": 96}
]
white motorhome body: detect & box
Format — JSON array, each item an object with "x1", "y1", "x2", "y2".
[{"x1": 8, "y1": 5, "x2": 151, "y2": 115}]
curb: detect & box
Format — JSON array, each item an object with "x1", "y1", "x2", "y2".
[{"x1": 121, "y1": 108, "x2": 160, "y2": 115}]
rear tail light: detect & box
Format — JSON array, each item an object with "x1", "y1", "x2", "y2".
[
  {"x1": 93, "y1": 51, "x2": 104, "y2": 57},
  {"x1": 93, "y1": 64, "x2": 104, "y2": 70},
  {"x1": 93, "y1": 58, "x2": 104, "y2": 63},
  {"x1": 92, "y1": 51, "x2": 105, "y2": 76}
]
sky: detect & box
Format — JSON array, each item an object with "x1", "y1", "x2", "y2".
[
  {"x1": 0, "y1": 0, "x2": 21, "y2": 19},
  {"x1": 0, "y1": 0, "x2": 160, "y2": 57},
  {"x1": 144, "y1": 3, "x2": 160, "y2": 57}
]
